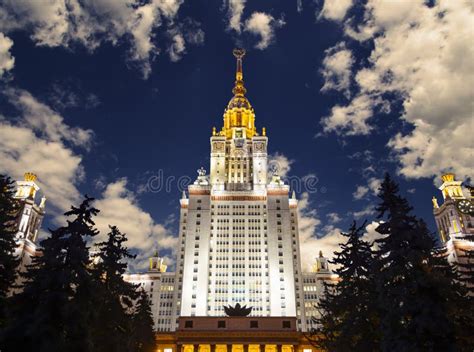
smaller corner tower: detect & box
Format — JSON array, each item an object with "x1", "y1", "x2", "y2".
[
  {"x1": 432, "y1": 173, "x2": 474, "y2": 265},
  {"x1": 13, "y1": 172, "x2": 46, "y2": 270}
]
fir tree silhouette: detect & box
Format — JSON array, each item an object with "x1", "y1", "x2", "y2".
[
  {"x1": 375, "y1": 173, "x2": 469, "y2": 351},
  {"x1": 309, "y1": 221, "x2": 380, "y2": 352},
  {"x1": 130, "y1": 289, "x2": 156, "y2": 352},
  {"x1": 0, "y1": 175, "x2": 20, "y2": 329},
  {"x1": 90, "y1": 225, "x2": 138, "y2": 352},
  {"x1": 2, "y1": 196, "x2": 99, "y2": 352}
]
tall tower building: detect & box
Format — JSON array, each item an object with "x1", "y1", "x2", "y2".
[
  {"x1": 175, "y1": 49, "x2": 304, "y2": 325},
  {"x1": 432, "y1": 173, "x2": 474, "y2": 284},
  {"x1": 124, "y1": 50, "x2": 336, "y2": 334}
]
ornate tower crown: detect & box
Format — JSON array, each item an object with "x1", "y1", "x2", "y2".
[
  {"x1": 439, "y1": 173, "x2": 464, "y2": 200},
  {"x1": 441, "y1": 173, "x2": 455, "y2": 183},
  {"x1": 15, "y1": 172, "x2": 40, "y2": 200},
  {"x1": 24, "y1": 172, "x2": 37, "y2": 182},
  {"x1": 218, "y1": 48, "x2": 258, "y2": 139}
]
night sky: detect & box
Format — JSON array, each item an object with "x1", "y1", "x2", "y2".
[{"x1": 0, "y1": 1, "x2": 472, "y2": 271}]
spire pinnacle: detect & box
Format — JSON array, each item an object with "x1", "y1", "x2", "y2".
[{"x1": 232, "y1": 48, "x2": 246, "y2": 96}]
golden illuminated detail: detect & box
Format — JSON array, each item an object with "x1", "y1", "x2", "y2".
[
  {"x1": 432, "y1": 196, "x2": 439, "y2": 209},
  {"x1": 215, "y1": 345, "x2": 227, "y2": 352},
  {"x1": 24, "y1": 172, "x2": 37, "y2": 182},
  {"x1": 177, "y1": 345, "x2": 297, "y2": 352},
  {"x1": 199, "y1": 345, "x2": 211, "y2": 352},
  {"x1": 441, "y1": 173, "x2": 455, "y2": 182},
  {"x1": 232, "y1": 345, "x2": 244, "y2": 352},
  {"x1": 264, "y1": 345, "x2": 277, "y2": 352},
  {"x1": 149, "y1": 251, "x2": 168, "y2": 272},
  {"x1": 439, "y1": 173, "x2": 464, "y2": 200},
  {"x1": 248, "y1": 345, "x2": 261, "y2": 352},
  {"x1": 453, "y1": 220, "x2": 459, "y2": 233},
  {"x1": 218, "y1": 48, "x2": 258, "y2": 139}
]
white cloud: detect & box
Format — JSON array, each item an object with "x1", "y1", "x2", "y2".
[
  {"x1": 367, "y1": 177, "x2": 382, "y2": 195},
  {"x1": 351, "y1": 204, "x2": 375, "y2": 219},
  {"x1": 296, "y1": 0, "x2": 303, "y2": 13},
  {"x1": 0, "y1": 0, "x2": 201, "y2": 78},
  {"x1": 0, "y1": 87, "x2": 177, "y2": 269},
  {"x1": 353, "y1": 176, "x2": 382, "y2": 200},
  {"x1": 0, "y1": 32, "x2": 14, "y2": 78},
  {"x1": 319, "y1": 0, "x2": 353, "y2": 21},
  {"x1": 93, "y1": 179, "x2": 177, "y2": 250},
  {"x1": 321, "y1": 0, "x2": 474, "y2": 180},
  {"x1": 268, "y1": 152, "x2": 293, "y2": 179},
  {"x1": 326, "y1": 212, "x2": 342, "y2": 224},
  {"x1": 93, "y1": 178, "x2": 178, "y2": 270},
  {"x1": 297, "y1": 192, "x2": 347, "y2": 270},
  {"x1": 305, "y1": 219, "x2": 383, "y2": 269},
  {"x1": 320, "y1": 42, "x2": 354, "y2": 97},
  {"x1": 0, "y1": 89, "x2": 91, "y2": 215},
  {"x1": 244, "y1": 12, "x2": 285, "y2": 50},
  {"x1": 321, "y1": 94, "x2": 382, "y2": 135},
  {"x1": 297, "y1": 192, "x2": 324, "y2": 270},
  {"x1": 166, "y1": 20, "x2": 205, "y2": 63},
  {"x1": 224, "y1": 0, "x2": 246, "y2": 33},
  {"x1": 5, "y1": 89, "x2": 93, "y2": 148},
  {"x1": 353, "y1": 185, "x2": 369, "y2": 200},
  {"x1": 362, "y1": 220, "x2": 385, "y2": 250},
  {"x1": 168, "y1": 31, "x2": 186, "y2": 62}
]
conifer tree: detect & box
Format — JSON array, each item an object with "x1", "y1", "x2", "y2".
[
  {"x1": 130, "y1": 289, "x2": 156, "y2": 352},
  {"x1": 1, "y1": 196, "x2": 99, "y2": 352},
  {"x1": 375, "y1": 173, "x2": 466, "y2": 351},
  {"x1": 309, "y1": 221, "x2": 380, "y2": 352},
  {"x1": 90, "y1": 225, "x2": 138, "y2": 352},
  {"x1": 0, "y1": 175, "x2": 19, "y2": 328}
]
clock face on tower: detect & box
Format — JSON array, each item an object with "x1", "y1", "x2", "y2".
[{"x1": 456, "y1": 199, "x2": 474, "y2": 215}]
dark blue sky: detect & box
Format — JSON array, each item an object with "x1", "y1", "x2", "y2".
[{"x1": 1, "y1": 0, "x2": 470, "y2": 268}]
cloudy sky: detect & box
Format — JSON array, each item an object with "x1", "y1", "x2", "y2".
[{"x1": 0, "y1": 0, "x2": 472, "y2": 271}]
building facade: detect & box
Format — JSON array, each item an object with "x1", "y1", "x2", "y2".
[
  {"x1": 125, "y1": 49, "x2": 336, "y2": 335},
  {"x1": 432, "y1": 173, "x2": 474, "y2": 285},
  {"x1": 177, "y1": 48, "x2": 300, "y2": 323},
  {"x1": 124, "y1": 253, "x2": 178, "y2": 332},
  {"x1": 12, "y1": 172, "x2": 45, "y2": 272},
  {"x1": 301, "y1": 253, "x2": 339, "y2": 329},
  {"x1": 154, "y1": 316, "x2": 320, "y2": 352}
]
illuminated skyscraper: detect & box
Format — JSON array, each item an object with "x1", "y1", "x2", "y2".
[
  {"x1": 176, "y1": 49, "x2": 303, "y2": 322},
  {"x1": 125, "y1": 50, "x2": 336, "y2": 333}
]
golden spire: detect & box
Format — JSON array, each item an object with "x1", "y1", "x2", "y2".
[
  {"x1": 218, "y1": 48, "x2": 257, "y2": 139},
  {"x1": 232, "y1": 48, "x2": 246, "y2": 96}
]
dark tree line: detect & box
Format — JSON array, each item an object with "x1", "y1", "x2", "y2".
[
  {"x1": 0, "y1": 174, "x2": 156, "y2": 352},
  {"x1": 308, "y1": 174, "x2": 474, "y2": 352}
]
